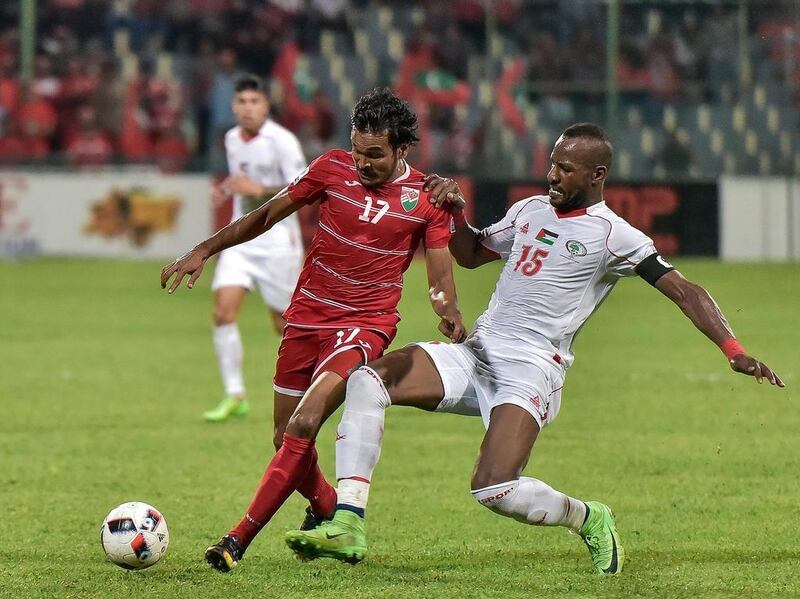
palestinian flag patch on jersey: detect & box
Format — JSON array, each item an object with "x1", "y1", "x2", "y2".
[
  {"x1": 535, "y1": 228, "x2": 559, "y2": 245},
  {"x1": 400, "y1": 186, "x2": 419, "y2": 211}
]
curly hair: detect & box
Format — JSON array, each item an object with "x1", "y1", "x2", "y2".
[{"x1": 351, "y1": 87, "x2": 419, "y2": 150}]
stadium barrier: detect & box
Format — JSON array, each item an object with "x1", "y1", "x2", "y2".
[
  {"x1": 3, "y1": 172, "x2": 797, "y2": 260},
  {"x1": 0, "y1": 171, "x2": 211, "y2": 259},
  {"x1": 720, "y1": 176, "x2": 800, "y2": 261}
]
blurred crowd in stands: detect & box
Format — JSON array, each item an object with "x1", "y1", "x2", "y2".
[{"x1": 0, "y1": 0, "x2": 796, "y2": 174}]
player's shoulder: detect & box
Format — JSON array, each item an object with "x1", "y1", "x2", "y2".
[
  {"x1": 589, "y1": 202, "x2": 639, "y2": 232},
  {"x1": 589, "y1": 202, "x2": 650, "y2": 245},
  {"x1": 261, "y1": 119, "x2": 301, "y2": 145},
  {"x1": 509, "y1": 195, "x2": 551, "y2": 219},
  {"x1": 311, "y1": 148, "x2": 355, "y2": 170},
  {"x1": 224, "y1": 126, "x2": 242, "y2": 146}
]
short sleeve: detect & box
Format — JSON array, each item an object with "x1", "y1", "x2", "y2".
[
  {"x1": 606, "y1": 220, "x2": 657, "y2": 278},
  {"x1": 277, "y1": 133, "x2": 307, "y2": 184},
  {"x1": 287, "y1": 152, "x2": 334, "y2": 206},
  {"x1": 479, "y1": 199, "x2": 529, "y2": 260},
  {"x1": 423, "y1": 203, "x2": 452, "y2": 250}
]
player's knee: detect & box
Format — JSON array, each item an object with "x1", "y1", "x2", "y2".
[
  {"x1": 213, "y1": 306, "x2": 236, "y2": 326},
  {"x1": 346, "y1": 367, "x2": 392, "y2": 410},
  {"x1": 286, "y1": 408, "x2": 323, "y2": 439},
  {"x1": 470, "y1": 479, "x2": 519, "y2": 515}
]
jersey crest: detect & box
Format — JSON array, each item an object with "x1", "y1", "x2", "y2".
[
  {"x1": 400, "y1": 186, "x2": 419, "y2": 212},
  {"x1": 565, "y1": 240, "x2": 587, "y2": 257}
]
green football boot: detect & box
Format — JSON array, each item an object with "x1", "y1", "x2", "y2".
[
  {"x1": 285, "y1": 509, "x2": 367, "y2": 564},
  {"x1": 203, "y1": 396, "x2": 250, "y2": 422},
  {"x1": 579, "y1": 501, "x2": 624, "y2": 575}
]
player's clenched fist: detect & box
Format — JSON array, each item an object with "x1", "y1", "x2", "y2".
[{"x1": 160, "y1": 247, "x2": 209, "y2": 294}]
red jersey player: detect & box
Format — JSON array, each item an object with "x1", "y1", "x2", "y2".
[{"x1": 160, "y1": 88, "x2": 465, "y2": 572}]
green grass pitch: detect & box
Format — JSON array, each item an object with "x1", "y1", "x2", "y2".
[{"x1": 1, "y1": 257, "x2": 798, "y2": 598}]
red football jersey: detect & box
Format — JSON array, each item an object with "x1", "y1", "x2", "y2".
[{"x1": 285, "y1": 149, "x2": 451, "y2": 338}]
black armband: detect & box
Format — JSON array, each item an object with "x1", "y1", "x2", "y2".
[{"x1": 635, "y1": 253, "x2": 674, "y2": 286}]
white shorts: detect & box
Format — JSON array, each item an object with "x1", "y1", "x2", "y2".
[
  {"x1": 415, "y1": 340, "x2": 565, "y2": 429},
  {"x1": 211, "y1": 246, "x2": 302, "y2": 313}
]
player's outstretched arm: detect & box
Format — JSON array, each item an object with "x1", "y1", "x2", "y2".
[
  {"x1": 160, "y1": 189, "x2": 300, "y2": 294},
  {"x1": 448, "y1": 214, "x2": 500, "y2": 269},
  {"x1": 654, "y1": 270, "x2": 784, "y2": 387},
  {"x1": 425, "y1": 247, "x2": 467, "y2": 342}
]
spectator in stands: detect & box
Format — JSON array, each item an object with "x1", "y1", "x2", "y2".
[
  {"x1": 653, "y1": 130, "x2": 693, "y2": 177},
  {"x1": 646, "y1": 32, "x2": 678, "y2": 102},
  {"x1": 59, "y1": 55, "x2": 98, "y2": 117},
  {"x1": 32, "y1": 54, "x2": 61, "y2": 103},
  {"x1": 527, "y1": 31, "x2": 569, "y2": 84},
  {"x1": 435, "y1": 23, "x2": 471, "y2": 81},
  {"x1": 65, "y1": 104, "x2": 113, "y2": 166},
  {"x1": 207, "y1": 47, "x2": 241, "y2": 170},
  {"x1": 0, "y1": 117, "x2": 48, "y2": 163},
  {"x1": 153, "y1": 124, "x2": 190, "y2": 173},
  {"x1": 92, "y1": 57, "x2": 123, "y2": 141},
  {"x1": 566, "y1": 24, "x2": 605, "y2": 87},
  {"x1": 704, "y1": 6, "x2": 739, "y2": 100},
  {"x1": 0, "y1": 58, "x2": 19, "y2": 125},
  {"x1": 16, "y1": 84, "x2": 57, "y2": 149}
]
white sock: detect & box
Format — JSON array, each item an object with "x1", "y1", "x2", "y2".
[
  {"x1": 334, "y1": 367, "x2": 392, "y2": 510},
  {"x1": 471, "y1": 477, "x2": 587, "y2": 532},
  {"x1": 213, "y1": 323, "x2": 244, "y2": 397}
]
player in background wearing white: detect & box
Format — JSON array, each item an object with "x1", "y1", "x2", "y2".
[
  {"x1": 285, "y1": 123, "x2": 784, "y2": 573},
  {"x1": 205, "y1": 75, "x2": 306, "y2": 422}
]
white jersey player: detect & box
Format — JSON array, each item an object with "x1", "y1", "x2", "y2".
[
  {"x1": 205, "y1": 75, "x2": 306, "y2": 422},
  {"x1": 284, "y1": 123, "x2": 783, "y2": 574}
]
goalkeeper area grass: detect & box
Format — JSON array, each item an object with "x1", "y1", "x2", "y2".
[{"x1": 1, "y1": 258, "x2": 798, "y2": 598}]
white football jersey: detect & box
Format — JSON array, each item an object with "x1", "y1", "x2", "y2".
[
  {"x1": 471, "y1": 196, "x2": 657, "y2": 369},
  {"x1": 224, "y1": 119, "x2": 306, "y2": 255}
]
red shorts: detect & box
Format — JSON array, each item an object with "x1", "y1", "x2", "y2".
[{"x1": 272, "y1": 325, "x2": 392, "y2": 397}]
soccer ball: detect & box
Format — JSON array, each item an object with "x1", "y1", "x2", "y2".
[{"x1": 100, "y1": 502, "x2": 169, "y2": 570}]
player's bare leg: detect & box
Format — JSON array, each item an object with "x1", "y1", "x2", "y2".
[
  {"x1": 285, "y1": 345, "x2": 445, "y2": 562},
  {"x1": 272, "y1": 390, "x2": 301, "y2": 450},
  {"x1": 205, "y1": 363, "x2": 354, "y2": 572},
  {"x1": 471, "y1": 404, "x2": 623, "y2": 574},
  {"x1": 205, "y1": 286, "x2": 250, "y2": 422}
]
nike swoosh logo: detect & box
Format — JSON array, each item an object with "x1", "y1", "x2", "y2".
[
  {"x1": 603, "y1": 531, "x2": 619, "y2": 573},
  {"x1": 344, "y1": 180, "x2": 361, "y2": 186},
  {"x1": 325, "y1": 531, "x2": 347, "y2": 539}
]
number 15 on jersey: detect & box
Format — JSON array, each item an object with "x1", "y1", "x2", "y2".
[{"x1": 514, "y1": 245, "x2": 548, "y2": 276}]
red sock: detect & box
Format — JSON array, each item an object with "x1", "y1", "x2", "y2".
[
  {"x1": 296, "y1": 447, "x2": 337, "y2": 518},
  {"x1": 230, "y1": 433, "x2": 314, "y2": 550}
]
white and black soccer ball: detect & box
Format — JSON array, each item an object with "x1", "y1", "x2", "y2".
[{"x1": 100, "y1": 501, "x2": 169, "y2": 570}]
